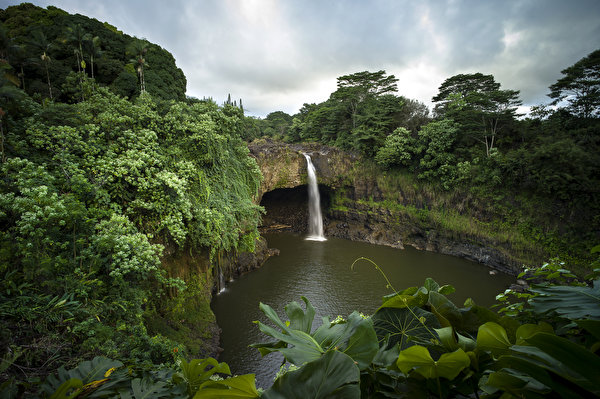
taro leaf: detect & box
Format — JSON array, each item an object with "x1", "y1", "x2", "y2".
[
  {"x1": 396, "y1": 346, "x2": 470, "y2": 380},
  {"x1": 492, "y1": 355, "x2": 584, "y2": 397},
  {"x1": 195, "y1": 374, "x2": 259, "y2": 398},
  {"x1": 519, "y1": 332, "x2": 600, "y2": 395},
  {"x1": 380, "y1": 294, "x2": 425, "y2": 309},
  {"x1": 262, "y1": 350, "x2": 360, "y2": 399},
  {"x1": 484, "y1": 370, "x2": 550, "y2": 396},
  {"x1": 458, "y1": 302, "x2": 501, "y2": 333},
  {"x1": 434, "y1": 327, "x2": 475, "y2": 352},
  {"x1": 476, "y1": 322, "x2": 511, "y2": 357},
  {"x1": 382, "y1": 286, "x2": 418, "y2": 304},
  {"x1": 372, "y1": 307, "x2": 440, "y2": 350},
  {"x1": 381, "y1": 287, "x2": 429, "y2": 309},
  {"x1": 438, "y1": 284, "x2": 456, "y2": 295},
  {"x1": 423, "y1": 278, "x2": 440, "y2": 292},
  {"x1": 285, "y1": 296, "x2": 315, "y2": 333},
  {"x1": 427, "y1": 291, "x2": 462, "y2": 328},
  {"x1": 528, "y1": 280, "x2": 600, "y2": 320},
  {"x1": 175, "y1": 358, "x2": 231, "y2": 396},
  {"x1": 371, "y1": 335, "x2": 401, "y2": 368},
  {"x1": 515, "y1": 322, "x2": 553, "y2": 345},
  {"x1": 423, "y1": 278, "x2": 454, "y2": 295},
  {"x1": 312, "y1": 312, "x2": 378, "y2": 370},
  {"x1": 252, "y1": 302, "x2": 323, "y2": 365}
]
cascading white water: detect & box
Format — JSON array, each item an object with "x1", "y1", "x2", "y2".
[{"x1": 303, "y1": 153, "x2": 326, "y2": 241}]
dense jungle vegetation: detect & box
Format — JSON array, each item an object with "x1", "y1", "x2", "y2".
[
  {"x1": 245, "y1": 62, "x2": 600, "y2": 268},
  {"x1": 0, "y1": 3, "x2": 599, "y2": 398}
]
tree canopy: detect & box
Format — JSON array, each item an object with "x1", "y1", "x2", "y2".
[
  {"x1": 0, "y1": 3, "x2": 187, "y2": 101},
  {"x1": 549, "y1": 49, "x2": 600, "y2": 118}
]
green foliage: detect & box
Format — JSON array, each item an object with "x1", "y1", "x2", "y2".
[
  {"x1": 374, "y1": 127, "x2": 416, "y2": 168},
  {"x1": 263, "y1": 350, "x2": 360, "y2": 399},
  {"x1": 416, "y1": 119, "x2": 460, "y2": 189},
  {"x1": 248, "y1": 269, "x2": 600, "y2": 398},
  {"x1": 25, "y1": 356, "x2": 259, "y2": 398},
  {"x1": 0, "y1": 84, "x2": 262, "y2": 383},
  {"x1": 549, "y1": 48, "x2": 600, "y2": 118},
  {"x1": 9, "y1": 261, "x2": 600, "y2": 398},
  {"x1": 252, "y1": 297, "x2": 378, "y2": 369},
  {"x1": 0, "y1": 3, "x2": 186, "y2": 102}
]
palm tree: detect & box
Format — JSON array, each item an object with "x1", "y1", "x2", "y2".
[
  {"x1": 127, "y1": 39, "x2": 149, "y2": 93},
  {"x1": 83, "y1": 34, "x2": 101, "y2": 79},
  {"x1": 28, "y1": 30, "x2": 53, "y2": 99},
  {"x1": 65, "y1": 24, "x2": 86, "y2": 73}
]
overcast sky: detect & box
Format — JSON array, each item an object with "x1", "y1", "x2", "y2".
[{"x1": 4, "y1": 0, "x2": 600, "y2": 117}]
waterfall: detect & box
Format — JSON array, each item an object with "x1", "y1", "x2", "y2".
[
  {"x1": 218, "y1": 271, "x2": 226, "y2": 294},
  {"x1": 303, "y1": 153, "x2": 326, "y2": 241}
]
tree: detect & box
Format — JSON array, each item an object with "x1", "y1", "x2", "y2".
[
  {"x1": 549, "y1": 49, "x2": 600, "y2": 118},
  {"x1": 416, "y1": 119, "x2": 460, "y2": 189},
  {"x1": 433, "y1": 73, "x2": 521, "y2": 156},
  {"x1": 396, "y1": 97, "x2": 431, "y2": 133},
  {"x1": 332, "y1": 70, "x2": 398, "y2": 129},
  {"x1": 65, "y1": 24, "x2": 86, "y2": 74},
  {"x1": 375, "y1": 127, "x2": 416, "y2": 168},
  {"x1": 127, "y1": 39, "x2": 149, "y2": 93},
  {"x1": 83, "y1": 34, "x2": 101, "y2": 79},
  {"x1": 28, "y1": 30, "x2": 53, "y2": 99}
]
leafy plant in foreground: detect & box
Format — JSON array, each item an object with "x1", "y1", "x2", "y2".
[
  {"x1": 251, "y1": 258, "x2": 600, "y2": 398},
  {"x1": 7, "y1": 258, "x2": 600, "y2": 398}
]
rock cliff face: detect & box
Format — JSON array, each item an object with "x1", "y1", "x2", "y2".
[
  {"x1": 248, "y1": 139, "x2": 357, "y2": 201},
  {"x1": 249, "y1": 139, "x2": 527, "y2": 275}
]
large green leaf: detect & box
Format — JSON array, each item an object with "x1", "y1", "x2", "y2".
[
  {"x1": 252, "y1": 300, "x2": 377, "y2": 368},
  {"x1": 195, "y1": 374, "x2": 259, "y2": 398},
  {"x1": 529, "y1": 280, "x2": 600, "y2": 320},
  {"x1": 515, "y1": 322, "x2": 553, "y2": 345},
  {"x1": 518, "y1": 332, "x2": 600, "y2": 395},
  {"x1": 312, "y1": 312, "x2": 378, "y2": 370},
  {"x1": 174, "y1": 358, "x2": 231, "y2": 396},
  {"x1": 485, "y1": 331, "x2": 600, "y2": 398},
  {"x1": 476, "y1": 322, "x2": 511, "y2": 357},
  {"x1": 396, "y1": 346, "x2": 470, "y2": 380},
  {"x1": 252, "y1": 301, "x2": 324, "y2": 365},
  {"x1": 483, "y1": 370, "x2": 551, "y2": 397},
  {"x1": 123, "y1": 377, "x2": 171, "y2": 399},
  {"x1": 379, "y1": 293, "x2": 426, "y2": 309},
  {"x1": 262, "y1": 350, "x2": 360, "y2": 399},
  {"x1": 490, "y1": 355, "x2": 585, "y2": 397},
  {"x1": 427, "y1": 291, "x2": 462, "y2": 328},
  {"x1": 43, "y1": 357, "x2": 123, "y2": 398},
  {"x1": 285, "y1": 296, "x2": 316, "y2": 333},
  {"x1": 371, "y1": 335, "x2": 401, "y2": 368},
  {"x1": 434, "y1": 327, "x2": 475, "y2": 352},
  {"x1": 372, "y1": 306, "x2": 440, "y2": 350},
  {"x1": 48, "y1": 378, "x2": 83, "y2": 399}
]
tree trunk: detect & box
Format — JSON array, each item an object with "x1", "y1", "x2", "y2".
[
  {"x1": 0, "y1": 115, "x2": 5, "y2": 163},
  {"x1": 45, "y1": 62, "x2": 53, "y2": 99}
]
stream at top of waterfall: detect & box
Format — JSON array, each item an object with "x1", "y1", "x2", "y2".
[{"x1": 211, "y1": 232, "x2": 514, "y2": 389}]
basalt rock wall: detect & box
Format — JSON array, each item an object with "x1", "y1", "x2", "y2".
[
  {"x1": 248, "y1": 139, "x2": 357, "y2": 202},
  {"x1": 248, "y1": 139, "x2": 525, "y2": 275}
]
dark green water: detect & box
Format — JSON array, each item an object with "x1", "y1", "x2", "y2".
[{"x1": 211, "y1": 232, "x2": 514, "y2": 388}]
